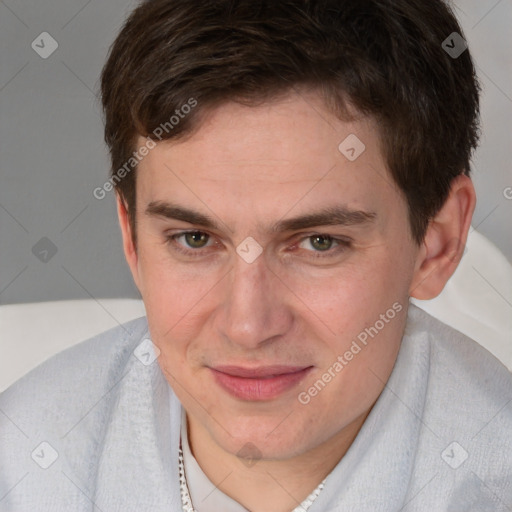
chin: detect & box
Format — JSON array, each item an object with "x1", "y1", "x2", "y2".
[{"x1": 208, "y1": 411, "x2": 321, "y2": 461}]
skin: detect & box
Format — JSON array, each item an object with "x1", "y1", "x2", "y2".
[{"x1": 117, "y1": 90, "x2": 475, "y2": 512}]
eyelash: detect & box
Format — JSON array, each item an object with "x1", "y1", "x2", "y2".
[{"x1": 165, "y1": 231, "x2": 352, "y2": 259}]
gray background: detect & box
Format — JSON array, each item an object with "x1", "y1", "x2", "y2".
[{"x1": 1, "y1": 0, "x2": 511, "y2": 305}]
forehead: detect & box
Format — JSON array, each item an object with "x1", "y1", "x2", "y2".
[
  {"x1": 149, "y1": 91, "x2": 382, "y2": 168},
  {"x1": 135, "y1": 91, "x2": 398, "y2": 232}
]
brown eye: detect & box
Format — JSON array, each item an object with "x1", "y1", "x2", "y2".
[
  {"x1": 183, "y1": 231, "x2": 210, "y2": 248},
  {"x1": 309, "y1": 235, "x2": 334, "y2": 251},
  {"x1": 165, "y1": 230, "x2": 219, "y2": 258},
  {"x1": 295, "y1": 234, "x2": 351, "y2": 259}
]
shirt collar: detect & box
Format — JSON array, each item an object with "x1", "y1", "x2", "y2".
[{"x1": 180, "y1": 407, "x2": 249, "y2": 511}]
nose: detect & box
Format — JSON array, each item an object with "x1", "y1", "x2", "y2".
[{"x1": 213, "y1": 252, "x2": 294, "y2": 350}]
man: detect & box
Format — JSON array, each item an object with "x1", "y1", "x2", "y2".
[{"x1": 1, "y1": 0, "x2": 511, "y2": 510}]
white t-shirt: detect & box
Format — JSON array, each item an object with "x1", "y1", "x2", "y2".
[{"x1": 179, "y1": 407, "x2": 249, "y2": 511}]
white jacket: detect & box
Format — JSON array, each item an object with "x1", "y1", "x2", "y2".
[{"x1": 1, "y1": 304, "x2": 511, "y2": 511}]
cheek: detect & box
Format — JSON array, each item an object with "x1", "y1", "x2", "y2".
[
  {"x1": 287, "y1": 252, "x2": 411, "y2": 416},
  {"x1": 282, "y1": 252, "x2": 406, "y2": 342},
  {"x1": 136, "y1": 249, "x2": 228, "y2": 384},
  {"x1": 296, "y1": 249, "x2": 410, "y2": 411},
  {"x1": 297, "y1": 302, "x2": 406, "y2": 437},
  {"x1": 136, "y1": 242, "x2": 214, "y2": 330}
]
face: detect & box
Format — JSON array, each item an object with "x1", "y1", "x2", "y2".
[{"x1": 121, "y1": 90, "x2": 421, "y2": 460}]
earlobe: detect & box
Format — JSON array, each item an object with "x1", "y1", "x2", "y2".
[
  {"x1": 409, "y1": 174, "x2": 476, "y2": 300},
  {"x1": 116, "y1": 193, "x2": 141, "y2": 289}
]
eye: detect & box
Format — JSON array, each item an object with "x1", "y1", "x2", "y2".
[
  {"x1": 181, "y1": 231, "x2": 210, "y2": 249},
  {"x1": 295, "y1": 234, "x2": 351, "y2": 258},
  {"x1": 302, "y1": 234, "x2": 336, "y2": 251},
  {"x1": 166, "y1": 230, "x2": 215, "y2": 256}
]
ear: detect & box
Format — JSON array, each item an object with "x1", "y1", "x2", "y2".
[
  {"x1": 116, "y1": 192, "x2": 142, "y2": 291},
  {"x1": 410, "y1": 174, "x2": 476, "y2": 300}
]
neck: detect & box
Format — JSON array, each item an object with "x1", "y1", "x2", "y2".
[{"x1": 186, "y1": 410, "x2": 370, "y2": 512}]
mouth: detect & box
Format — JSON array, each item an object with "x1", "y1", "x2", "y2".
[{"x1": 209, "y1": 365, "x2": 313, "y2": 401}]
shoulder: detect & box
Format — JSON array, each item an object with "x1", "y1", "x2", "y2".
[
  {"x1": 0, "y1": 316, "x2": 172, "y2": 509},
  {"x1": 406, "y1": 304, "x2": 512, "y2": 403},
  {"x1": 405, "y1": 305, "x2": 512, "y2": 505},
  {"x1": 0, "y1": 316, "x2": 150, "y2": 448}
]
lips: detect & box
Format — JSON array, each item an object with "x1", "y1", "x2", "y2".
[{"x1": 210, "y1": 365, "x2": 313, "y2": 401}]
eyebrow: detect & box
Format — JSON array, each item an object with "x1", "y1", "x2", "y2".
[{"x1": 145, "y1": 201, "x2": 376, "y2": 232}]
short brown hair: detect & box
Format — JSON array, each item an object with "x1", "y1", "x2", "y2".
[{"x1": 100, "y1": 0, "x2": 480, "y2": 246}]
